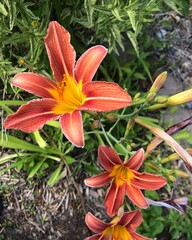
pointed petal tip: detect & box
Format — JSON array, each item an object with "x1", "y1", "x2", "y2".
[
  {"x1": 125, "y1": 148, "x2": 144, "y2": 170},
  {"x1": 45, "y1": 20, "x2": 75, "y2": 83},
  {"x1": 84, "y1": 172, "x2": 111, "y2": 188},
  {"x1": 60, "y1": 111, "x2": 84, "y2": 148},
  {"x1": 75, "y1": 45, "x2": 108, "y2": 84},
  {"x1": 85, "y1": 212, "x2": 110, "y2": 233},
  {"x1": 11, "y1": 72, "x2": 57, "y2": 98},
  {"x1": 105, "y1": 182, "x2": 126, "y2": 217},
  {"x1": 4, "y1": 99, "x2": 60, "y2": 132}
]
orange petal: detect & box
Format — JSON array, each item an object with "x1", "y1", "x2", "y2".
[
  {"x1": 12, "y1": 73, "x2": 57, "y2": 98},
  {"x1": 124, "y1": 148, "x2": 144, "y2": 170},
  {"x1": 85, "y1": 212, "x2": 111, "y2": 233},
  {"x1": 126, "y1": 185, "x2": 148, "y2": 209},
  {"x1": 105, "y1": 181, "x2": 126, "y2": 217},
  {"x1": 81, "y1": 82, "x2": 132, "y2": 112},
  {"x1": 84, "y1": 172, "x2": 112, "y2": 188},
  {"x1": 4, "y1": 99, "x2": 60, "y2": 132},
  {"x1": 117, "y1": 210, "x2": 142, "y2": 230},
  {"x1": 75, "y1": 45, "x2": 107, "y2": 84},
  {"x1": 59, "y1": 110, "x2": 84, "y2": 148},
  {"x1": 98, "y1": 145, "x2": 122, "y2": 171},
  {"x1": 45, "y1": 21, "x2": 75, "y2": 83},
  {"x1": 131, "y1": 172, "x2": 167, "y2": 190}
]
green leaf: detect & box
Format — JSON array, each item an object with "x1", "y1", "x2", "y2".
[
  {"x1": 174, "y1": 130, "x2": 191, "y2": 140},
  {"x1": 65, "y1": 156, "x2": 75, "y2": 165},
  {"x1": 46, "y1": 120, "x2": 60, "y2": 128},
  {"x1": 17, "y1": 1, "x2": 38, "y2": 24},
  {"x1": 0, "y1": 153, "x2": 29, "y2": 165},
  {"x1": 137, "y1": 116, "x2": 162, "y2": 128},
  {"x1": 84, "y1": 0, "x2": 97, "y2": 26},
  {"x1": 0, "y1": 159, "x2": 25, "y2": 175},
  {"x1": 47, "y1": 164, "x2": 66, "y2": 186},
  {"x1": 0, "y1": 2, "x2": 8, "y2": 16},
  {"x1": 164, "y1": 0, "x2": 182, "y2": 15},
  {"x1": 7, "y1": 1, "x2": 17, "y2": 30},
  {"x1": 0, "y1": 133, "x2": 63, "y2": 155},
  {"x1": 32, "y1": 131, "x2": 47, "y2": 149},
  {"x1": 127, "y1": 31, "x2": 139, "y2": 57},
  {"x1": 2, "y1": 32, "x2": 29, "y2": 45},
  {"x1": 127, "y1": 10, "x2": 136, "y2": 32},
  {"x1": 150, "y1": 220, "x2": 164, "y2": 236},
  {"x1": 112, "y1": 8, "x2": 123, "y2": 21},
  {"x1": 1, "y1": 104, "x2": 13, "y2": 114},
  {"x1": 48, "y1": 165, "x2": 62, "y2": 186},
  {"x1": 114, "y1": 143, "x2": 128, "y2": 156},
  {"x1": 0, "y1": 132, "x2": 45, "y2": 152},
  {"x1": 28, "y1": 158, "x2": 46, "y2": 179},
  {"x1": 111, "y1": 24, "x2": 124, "y2": 51},
  {"x1": 137, "y1": 116, "x2": 159, "y2": 123}
]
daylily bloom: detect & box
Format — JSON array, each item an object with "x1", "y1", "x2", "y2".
[
  {"x1": 85, "y1": 145, "x2": 167, "y2": 217},
  {"x1": 85, "y1": 210, "x2": 151, "y2": 240},
  {"x1": 4, "y1": 21, "x2": 132, "y2": 147}
]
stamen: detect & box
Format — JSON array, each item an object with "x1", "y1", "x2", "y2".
[
  {"x1": 53, "y1": 74, "x2": 86, "y2": 113},
  {"x1": 110, "y1": 165, "x2": 134, "y2": 186},
  {"x1": 56, "y1": 74, "x2": 67, "y2": 99}
]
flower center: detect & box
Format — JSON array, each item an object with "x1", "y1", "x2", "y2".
[
  {"x1": 102, "y1": 225, "x2": 133, "y2": 240},
  {"x1": 50, "y1": 74, "x2": 86, "y2": 113},
  {"x1": 110, "y1": 165, "x2": 135, "y2": 186}
]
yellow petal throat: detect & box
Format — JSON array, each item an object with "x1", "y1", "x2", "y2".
[
  {"x1": 49, "y1": 75, "x2": 86, "y2": 114},
  {"x1": 102, "y1": 225, "x2": 133, "y2": 240},
  {"x1": 110, "y1": 165, "x2": 135, "y2": 186}
]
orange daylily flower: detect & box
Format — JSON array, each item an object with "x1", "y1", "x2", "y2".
[
  {"x1": 4, "y1": 21, "x2": 132, "y2": 147},
  {"x1": 85, "y1": 210, "x2": 151, "y2": 240},
  {"x1": 85, "y1": 145, "x2": 167, "y2": 217}
]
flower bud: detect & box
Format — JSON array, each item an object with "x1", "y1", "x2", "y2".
[
  {"x1": 126, "y1": 144, "x2": 132, "y2": 152},
  {"x1": 149, "y1": 71, "x2": 167, "y2": 93},
  {"x1": 133, "y1": 92, "x2": 141, "y2": 100},
  {"x1": 147, "y1": 92, "x2": 156, "y2": 102},
  {"x1": 166, "y1": 89, "x2": 192, "y2": 106},
  {"x1": 31, "y1": 21, "x2": 39, "y2": 28},
  {"x1": 168, "y1": 175, "x2": 176, "y2": 182},
  {"x1": 92, "y1": 120, "x2": 101, "y2": 129},
  {"x1": 174, "y1": 170, "x2": 189, "y2": 178},
  {"x1": 155, "y1": 96, "x2": 168, "y2": 104},
  {"x1": 105, "y1": 113, "x2": 117, "y2": 121},
  {"x1": 18, "y1": 59, "x2": 25, "y2": 65},
  {"x1": 144, "y1": 162, "x2": 159, "y2": 171}
]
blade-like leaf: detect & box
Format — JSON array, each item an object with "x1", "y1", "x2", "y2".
[
  {"x1": 1, "y1": 133, "x2": 45, "y2": 152},
  {"x1": 0, "y1": 153, "x2": 29, "y2": 164},
  {"x1": 28, "y1": 158, "x2": 46, "y2": 179},
  {"x1": 47, "y1": 164, "x2": 64, "y2": 186}
]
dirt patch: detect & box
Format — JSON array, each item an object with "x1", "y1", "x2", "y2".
[{"x1": 0, "y1": 171, "x2": 90, "y2": 240}]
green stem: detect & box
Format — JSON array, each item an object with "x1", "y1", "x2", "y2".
[
  {"x1": 0, "y1": 100, "x2": 27, "y2": 105},
  {"x1": 108, "y1": 108, "x2": 126, "y2": 134},
  {"x1": 101, "y1": 124, "x2": 113, "y2": 148},
  {"x1": 94, "y1": 131, "x2": 105, "y2": 145}
]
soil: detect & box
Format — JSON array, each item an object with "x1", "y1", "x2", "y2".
[{"x1": 0, "y1": 172, "x2": 91, "y2": 240}]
